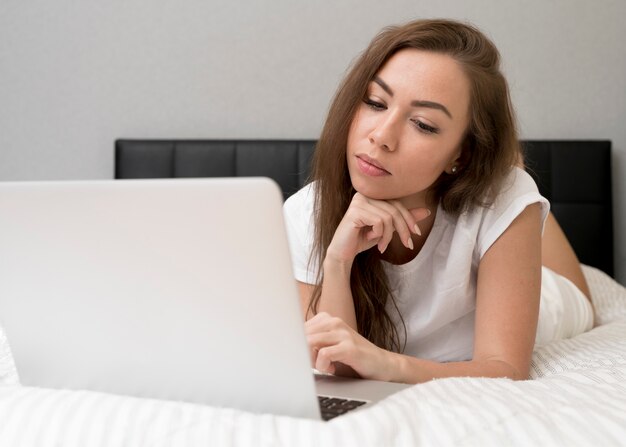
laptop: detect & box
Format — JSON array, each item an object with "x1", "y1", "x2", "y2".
[{"x1": 0, "y1": 177, "x2": 411, "y2": 420}]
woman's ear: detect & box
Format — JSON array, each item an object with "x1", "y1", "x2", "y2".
[
  {"x1": 446, "y1": 138, "x2": 471, "y2": 174},
  {"x1": 445, "y1": 160, "x2": 460, "y2": 175}
]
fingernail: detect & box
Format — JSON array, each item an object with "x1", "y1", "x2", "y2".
[
  {"x1": 413, "y1": 224, "x2": 422, "y2": 236},
  {"x1": 407, "y1": 237, "x2": 414, "y2": 250},
  {"x1": 379, "y1": 244, "x2": 386, "y2": 254},
  {"x1": 426, "y1": 209, "x2": 432, "y2": 216}
]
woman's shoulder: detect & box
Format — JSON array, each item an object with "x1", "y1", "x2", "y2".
[
  {"x1": 469, "y1": 166, "x2": 550, "y2": 258},
  {"x1": 490, "y1": 166, "x2": 549, "y2": 214},
  {"x1": 284, "y1": 182, "x2": 316, "y2": 211},
  {"x1": 283, "y1": 182, "x2": 317, "y2": 227},
  {"x1": 447, "y1": 167, "x2": 542, "y2": 221},
  {"x1": 500, "y1": 166, "x2": 541, "y2": 195},
  {"x1": 478, "y1": 166, "x2": 533, "y2": 201}
]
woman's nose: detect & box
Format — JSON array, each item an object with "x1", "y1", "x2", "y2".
[{"x1": 368, "y1": 113, "x2": 399, "y2": 152}]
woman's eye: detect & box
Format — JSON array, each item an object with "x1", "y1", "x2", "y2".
[
  {"x1": 364, "y1": 99, "x2": 385, "y2": 111},
  {"x1": 412, "y1": 120, "x2": 439, "y2": 134}
]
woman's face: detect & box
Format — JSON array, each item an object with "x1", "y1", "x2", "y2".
[{"x1": 346, "y1": 48, "x2": 471, "y2": 208}]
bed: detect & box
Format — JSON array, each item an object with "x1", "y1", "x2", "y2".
[{"x1": 1, "y1": 139, "x2": 624, "y2": 446}]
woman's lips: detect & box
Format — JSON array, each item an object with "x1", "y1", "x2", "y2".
[{"x1": 356, "y1": 155, "x2": 391, "y2": 177}]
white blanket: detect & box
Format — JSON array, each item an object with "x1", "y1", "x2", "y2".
[{"x1": 1, "y1": 265, "x2": 625, "y2": 446}]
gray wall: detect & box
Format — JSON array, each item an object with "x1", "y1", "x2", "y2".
[{"x1": 1, "y1": 0, "x2": 625, "y2": 283}]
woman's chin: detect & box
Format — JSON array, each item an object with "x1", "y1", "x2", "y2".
[
  {"x1": 351, "y1": 181, "x2": 395, "y2": 201},
  {"x1": 351, "y1": 180, "x2": 428, "y2": 207}
]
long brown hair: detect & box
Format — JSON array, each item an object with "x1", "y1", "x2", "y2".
[{"x1": 308, "y1": 19, "x2": 521, "y2": 351}]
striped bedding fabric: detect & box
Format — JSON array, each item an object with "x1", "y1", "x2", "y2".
[{"x1": 1, "y1": 265, "x2": 625, "y2": 447}]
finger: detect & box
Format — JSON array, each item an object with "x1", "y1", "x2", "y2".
[
  {"x1": 410, "y1": 207, "x2": 432, "y2": 224},
  {"x1": 306, "y1": 318, "x2": 332, "y2": 367},
  {"x1": 305, "y1": 310, "x2": 332, "y2": 324},
  {"x1": 307, "y1": 332, "x2": 345, "y2": 363},
  {"x1": 305, "y1": 313, "x2": 346, "y2": 335},
  {"x1": 306, "y1": 322, "x2": 348, "y2": 370},
  {"x1": 348, "y1": 207, "x2": 389, "y2": 252},
  {"x1": 349, "y1": 196, "x2": 410, "y2": 252},
  {"x1": 386, "y1": 199, "x2": 423, "y2": 239},
  {"x1": 358, "y1": 204, "x2": 395, "y2": 253},
  {"x1": 315, "y1": 344, "x2": 345, "y2": 374},
  {"x1": 409, "y1": 207, "x2": 432, "y2": 236},
  {"x1": 375, "y1": 200, "x2": 432, "y2": 238},
  {"x1": 365, "y1": 227, "x2": 381, "y2": 241},
  {"x1": 310, "y1": 345, "x2": 318, "y2": 367},
  {"x1": 305, "y1": 312, "x2": 328, "y2": 334},
  {"x1": 367, "y1": 200, "x2": 413, "y2": 250}
]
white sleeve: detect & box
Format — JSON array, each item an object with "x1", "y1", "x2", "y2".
[
  {"x1": 282, "y1": 184, "x2": 319, "y2": 285},
  {"x1": 476, "y1": 167, "x2": 550, "y2": 259}
]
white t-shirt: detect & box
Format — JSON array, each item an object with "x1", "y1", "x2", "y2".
[{"x1": 283, "y1": 167, "x2": 550, "y2": 362}]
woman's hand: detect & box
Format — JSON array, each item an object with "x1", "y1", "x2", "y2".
[
  {"x1": 306, "y1": 312, "x2": 395, "y2": 381},
  {"x1": 326, "y1": 193, "x2": 430, "y2": 264}
]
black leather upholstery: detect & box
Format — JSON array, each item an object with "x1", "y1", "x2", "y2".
[
  {"x1": 522, "y1": 140, "x2": 613, "y2": 276},
  {"x1": 115, "y1": 139, "x2": 613, "y2": 276},
  {"x1": 115, "y1": 140, "x2": 316, "y2": 200}
]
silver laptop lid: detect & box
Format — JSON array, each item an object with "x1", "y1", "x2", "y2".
[{"x1": 0, "y1": 178, "x2": 320, "y2": 419}]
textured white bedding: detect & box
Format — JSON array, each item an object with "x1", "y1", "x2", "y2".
[{"x1": 1, "y1": 265, "x2": 625, "y2": 446}]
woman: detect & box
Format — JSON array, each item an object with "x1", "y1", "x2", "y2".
[{"x1": 283, "y1": 19, "x2": 594, "y2": 383}]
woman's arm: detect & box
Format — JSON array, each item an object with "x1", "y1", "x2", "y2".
[
  {"x1": 297, "y1": 253, "x2": 358, "y2": 328},
  {"x1": 297, "y1": 258, "x2": 355, "y2": 328},
  {"x1": 307, "y1": 203, "x2": 543, "y2": 382},
  {"x1": 389, "y1": 202, "x2": 543, "y2": 382},
  {"x1": 298, "y1": 193, "x2": 429, "y2": 329}
]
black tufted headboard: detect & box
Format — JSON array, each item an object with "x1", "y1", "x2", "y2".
[
  {"x1": 115, "y1": 140, "x2": 317, "y2": 200},
  {"x1": 115, "y1": 139, "x2": 613, "y2": 277}
]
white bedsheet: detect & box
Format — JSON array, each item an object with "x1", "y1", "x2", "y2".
[{"x1": 1, "y1": 265, "x2": 625, "y2": 446}]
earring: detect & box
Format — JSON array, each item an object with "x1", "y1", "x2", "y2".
[{"x1": 451, "y1": 165, "x2": 458, "y2": 174}]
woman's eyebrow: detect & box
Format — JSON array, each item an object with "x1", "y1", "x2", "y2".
[
  {"x1": 411, "y1": 100, "x2": 453, "y2": 119},
  {"x1": 373, "y1": 76, "x2": 453, "y2": 119},
  {"x1": 373, "y1": 76, "x2": 394, "y2": 96}
]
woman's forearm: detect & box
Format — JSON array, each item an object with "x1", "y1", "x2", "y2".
[
  {"x1": 386, "y1": 352, "x2": 527, "y2": 384},
  {"x1": 315, "y1": 257, "x2": 358, "y2": 330}
]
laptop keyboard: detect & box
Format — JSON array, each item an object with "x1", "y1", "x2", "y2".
[{"x1": 317, "y1": 395, "x2": 367, "y2": 420}]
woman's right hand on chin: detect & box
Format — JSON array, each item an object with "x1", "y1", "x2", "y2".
[{"x1": 326, "y1": 193, "x2": 431, "y2": 264}]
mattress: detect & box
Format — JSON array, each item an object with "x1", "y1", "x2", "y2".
[{"x1": 0, "y1": 265, "x2": 625, "y2": 446}]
